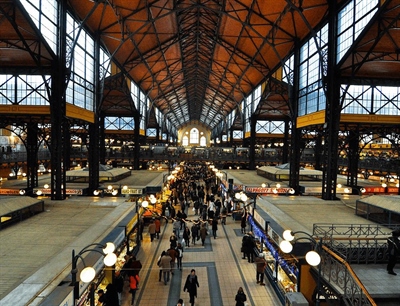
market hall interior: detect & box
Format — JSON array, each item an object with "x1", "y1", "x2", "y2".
[{"x1": 1, "y1": 168, "x2": 400, "y2": 306}]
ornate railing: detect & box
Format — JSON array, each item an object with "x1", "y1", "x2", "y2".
[
  {"x1": 313, "y1": 223, "x2": 394, "y2": 238},
  {"x1": 313, "y1": 224, "x2": 396, "y2": 264},
  {"x1": 320, "y1": 245, "x2": 376, "y2": 306}
]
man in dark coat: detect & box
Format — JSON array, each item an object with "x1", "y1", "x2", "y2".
[
  {"x1": 242, "y1": 232, "x2": 256, "y2": 263},
  {"x1": 387, "y1": 230, "x2": 400, "y2": 275},
  {"x1": 183, "y1": 269, "x2": 200, "y2": 306}
]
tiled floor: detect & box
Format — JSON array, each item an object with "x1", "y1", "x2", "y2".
[{"x1": 120, "y1": 202, "x2": 281, "y2": 306}]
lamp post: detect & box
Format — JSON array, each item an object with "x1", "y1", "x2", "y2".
[
  {"x1": 71, "y1": 242, "x2": 117, "y2": 305},
  {"x1": 280, "y1": 230, "x2": 323, "y2": 306}
]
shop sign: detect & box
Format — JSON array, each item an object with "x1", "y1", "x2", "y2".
[
  {"x1": 245, "y1": 186, "x2": 291, "y2": 194},
  {"x1": 253, "y1": 210, "x2": 268, "y2": 231},
  {"x1": 33, "y1": 188, "x2": 83, "y2": 195},
  {"x1": 0, "y1": 188, "x2": 20, "y2": 195},
  {"x1": 363, "y1": 186, "x2": 386, "y2": 193},
  {"x1": 121, "y1": 188, "x2": 144, "y2": 195},
  {"x1": 271, "y1": 229, "x2": 281, "y2": 245},
  {"x1": 388, "y1": 187, "x2": 398, "y2": 193}
]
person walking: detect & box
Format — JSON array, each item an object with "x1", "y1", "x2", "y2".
[
  {"x1": 240, "y1": 210, "x2": 247, "y2": 233},
  {"x1": 173, "y1": 218, "x2": 181, "y2": 238},
  {"x1": 129, "y1": 274, "x2": 140, "y2": 305},
  {"x1": 167, "y1": 247, "x2": 178, "y2": 275},
  {"x1": 387, "y1": 230, "x2": 400, "y2": 275},
  {"x1": 176, "y1": 242, "x2": 184, "y2": 271},
  {"x1": 221, "y1": 204, "x2": 227, "y2": 225},
  {"x1": 235, "y1": 287, "x2": 247, "y2": 306},
  {"x1": 170, "y1": 232, "x2": 178, "y2": 249},
  {"x1": 157, "y1": 251, "x2": 166, "y2": 282},
  {"x1": 191, "y1": 222, "x2": 199, "y2": 245},
  {"x1": 183, "y1": 269, "x2": 200, "y2": 306},
  {"x1": 254, "y1": 253, "x2": 267, "y2": 285},
  {"x1": 138, "y1": 217, "x2": 144, "y2": 241},
  {"x1": 242, "y1": 232, "x2": 256, "y2": 263},
  {"x1": 159, "y1": 251, "x2": 172, "y2": 285},
  {"x1": 155, "y1": 217, "x2": 161, "y2": 239},
  {"x1": 199, "y1": 223, "x2": 207, "y2": 246},
  {"x1": 113, "y1": 270, "x2": 124, "y2": 305},
  {"x1": 183, "y1": 227, "x2": 191, "y2": 247},
  {"x1": 211, "y1": 217, "x2": 218, "y2": 239},
  {"x1": 148, "y1": 219, "x2": 156, "y2": 242}
]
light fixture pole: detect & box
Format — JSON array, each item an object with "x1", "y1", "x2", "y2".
[
  {"x1": 280, "y1": 230, "x2": 323, "y2": 306},
  {"x1": 71, "y1": 242, "x2": 117, "y2": 305}
]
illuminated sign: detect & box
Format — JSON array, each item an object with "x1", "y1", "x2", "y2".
[
  {"x1": 121, "y1": 188, "x2": 144, "y2": 195},
  {"x1": 33, "y1": 189, "x2": 83, "y2": 195},
  {"x1": 0, "y1": 189, "x2": 20, "y2": 195},
  {"x1": 245, "y1": 186, "x2": 291, "y2": 194}
]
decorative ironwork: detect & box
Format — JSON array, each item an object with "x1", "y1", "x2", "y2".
[{"x1": 319, "y1": 246, "x2": 375, "y2": 306}]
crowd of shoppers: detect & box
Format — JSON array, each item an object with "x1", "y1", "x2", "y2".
[{"x1": 99, "y1": 163, "x2": 256, "y2": 306}]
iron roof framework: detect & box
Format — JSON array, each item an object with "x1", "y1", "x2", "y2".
[{"x1": 65, "y1": 0, "x2": 346, "y2": 131}]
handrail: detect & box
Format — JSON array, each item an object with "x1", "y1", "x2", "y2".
[{"x1": 321, "y1": 245, "x2": 377, "y2": 306}]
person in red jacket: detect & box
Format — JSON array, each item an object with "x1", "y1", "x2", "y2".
[{"x1": 129, "y1": 274, "x2": 140, "y2": 305}]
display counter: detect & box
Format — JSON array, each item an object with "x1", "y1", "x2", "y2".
[
  {"x1": 254, "y1": 239, "x2": 298, "y2": 297},
  {"x1": 249, "y1": 214, "x2": 299, "y2": 304}
]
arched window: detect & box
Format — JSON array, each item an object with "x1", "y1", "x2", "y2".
[
  {"x1": 200, "y1": 136, "x2": 206, "y2": 146},
  {"x1": 182, "y1": 136, "x2": 189, "y2": 146},
  {"x1": 189, "y1": 128, "x2": 199, "y2": 144}
]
